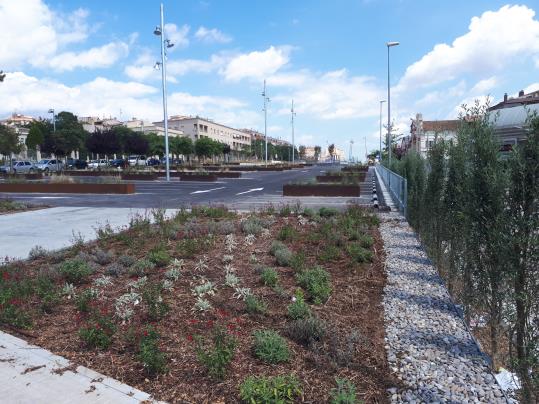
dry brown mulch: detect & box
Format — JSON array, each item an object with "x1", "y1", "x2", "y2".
[{"x1": 2, "y1": 210, "x2": 395, "y2": 403}]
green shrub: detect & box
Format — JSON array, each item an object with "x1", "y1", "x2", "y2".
[
  {"x1": 318, "y1": 245, "x2": 341, "y2": 263},
  {"x1": 79, "y1": 314, "x2": 116, "y2": 349},
  {"x1": 138, "y1": 326, "x2": 167, "y2": 375},
  {"x1": 241, "y1": 217, "x2": 264, "y2": 235},
  {"x1": 0, "y1": 303, "x2": 32, "y2": 328},
  {"x1": 59, "y1": 259, "x2": 93, "y2": 285},
  {"x1": 296, "y1": 266, "x2": 332, "y2": 304},
  {"x1": 196, "y1": 325, "x2": 236, "y2": 379},
  {"x1": 176, "y1": 238, "x2": 203, "y2": 258},
  {"x1": 358, "y1": 234, "x2": 374, "y2": 249},
  {"x1": 141, "y1": 282, "x2": 169, "y2": 320},
  {"x1": 290, "y1": 251, "x2": 306, "y2": 272},
  {"x1": 269, "y1": 240, "x2": 286, "y2": 255},
  {"x1": 129, "y1": 259, "x2": 156, "y2": 276},
  {"x1": 302, "y1": 207, "x2": 315, "y2": 217},
  {"x1": 253, "y1": 329, "x2": 290, "y2": 364},
  {"x1": 260, "y1": 267, "x2": 279, "y2": 287},
  {"x1": 279, "y1": 205, "x2": 292, "y2": 216},
  {"x1": 330, "y1": 378, "x2": 358, "y2": 404},
  {"x1": 277, "y1": 225, "x2": 297, "y2": 241},
  {"x1": 75, "y1": 288, "x2": 98, "y2": 313},
  {"x1": 287, "y1": 289, "x2": 311, "y2": 320},
  {"x1": 191, "y1": 205, "x2": 233, "y2": 219},
  {"x1": 319, "y1": 207, "x2": 339, "y2": 218},
  {"x1": 285, "y1": 316, "x2": 326, "y2": 346},
  {"x1": 346, "y1": 243, "x2": 373, "y2": 263},
  {"x1": 274, "y1": 248, "x2": 293, "y2": 267},
  {"x1": 35, "y1": 276, "x2": 60, "y2": 313},
  {"x1": 245, "y1": 294, "x2": 267, "y2": 315},
  {"x1": 147, "y1": 246, "x2": 171, "y2": 267},
  {"x1": 239, "y1": 375, "x2": 302, "y2": 404}
]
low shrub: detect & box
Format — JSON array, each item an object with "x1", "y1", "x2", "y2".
[
  {"x1": 138, "y1": 326, "x2": 167, "y2": 375},
  {"x1": 302, "y1": 207, "x2": 315, "y2": 217},
  {"x1": 191, "y1": 205, "x2": 233, "y2": 219},
  {"x1": 92, "y1": 248, "x2": 113, "y2": 265},
  {"x1": 239, "y1": 374, "x2": 302, "y2": 404},
  {"x1": 330, "y1": 378, "x2": 358, "y2": 404},
  {"x1": 245, "y1": 294, "x2": 267, "y2": 315},
  {"x1": 274, "y1": 248, "x2": 293, "y2": 267},
  {"x1": 290, "y1": 251, "x2": 306, "y2": 272},
  {"x1": 277, "y1": 225, "x2": 297, "y2": 241},
  {"x1": 279, "y1": 205, "x2": 292, "y2": 216},
  {"x1": 195, "y1": 325, "x2": 237, "y2": 379},
  {"x1": 346, "y1": 243, "x2": 373, "y2": 263},
  {"x1": 141, "y1": 281, "x2": 169, "y2": 320},
  {"x1": 35, "y1": 276, "x2": 60, "y2": 313},
  {"x1": 79, "y1": 313, "x2": 116, "y2": 349},
  {"x1": 129, "y1": 259, "x2": 156, "y2": 276},
  {"x1": 58, "y1": 259, "x2": 93, "y2": 285},
  {"x1": 287, "y1": 289, "x2": 311, "y2": 320},
  {"x1": 176, "y1": 238, "x2": 204, "y2": 258},
  {"x1": 253, "y1": 329, "x2": 290, "y2": 364},
  {"x1": 319, "y1": 207, "x2": 339, "y2": 218},
  {"x1": 0, "y1": 301, "x2": 32, "y2": 328},
  {"x1": 260, "y1": 267, "x2": 279, "y2": 287},
  {"x1": 358, "y1": 234, "x2": 374, "y2": 249},
  {"x1": 147, "y1": 245, "x2": 171, "y2": 267},
  {"x1": 28, "y1": 245, "x2": 48, "y2": 260},
  {"x1": 296, "y1": 266, "x2": 332, "y2": 304},
  {"x1": 105, "y1": 263, "x2": 124, "y2": 277},
  {"x1": 269, "y1": 240, "x2": 286, "y2": 255},
  {"x1": 318, "y1": 245, "x2": 341, "y2": 263},
  {"x1": 75, "y1": 288, "x2": 98, "y2": 313},
  {"x1": 241, "y1": 217, "x2": 264, "y2": 235},
  {"x1": 285, "y1": 316, "x2": 326, "y2": 346}
]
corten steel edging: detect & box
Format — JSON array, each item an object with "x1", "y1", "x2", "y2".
[
  {"x1": 283, "y1": 184, "x2": 361, "y2": 197},
  {"x1": 316, "y1": 175, "x2": 366, "y2": 183},
  {"x1": 120, "y1": 174, "x2": 158, "y2": 181},
  {"x1": 178, "y1": 175, "x2": 218, "y2": 181},
  {"x1": 0, "y1": 183, "x2": 135, "y2": 194}
]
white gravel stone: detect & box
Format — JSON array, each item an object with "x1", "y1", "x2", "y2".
[{"x1": 379, "y1": 212, "x2": 507, "y2": 403}]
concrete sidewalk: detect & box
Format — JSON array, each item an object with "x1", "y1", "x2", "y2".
[
  {"x1": 0, "y1": 331, "x2": 157, "y2": 403},
  {"x1": 0, "y1": 207, "x2": 174, "y2": 262}
]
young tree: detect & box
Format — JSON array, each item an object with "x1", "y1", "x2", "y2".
[
  {"x1": 85, "y1": 129, "x2": 121, "y2": 159},
  {"x1": 146, "y1": 133, "x2": 165, "y2": 158},
  {"x1": 298, "y1": 145, "x2": 306, "y2": 160},
  {"x1": 123, "y1": 132, "x2": 149, "y2": 157},
  {"x1": 195, "y1": 137, "x2": 215, "y2": 161},
  {"x1": 0, "y1": 124, "x2": 22, "y2": 168},
  {"x1": 26, "y1": 121, "x2": 48, "y2": 159},
  {"x1": 505, "y1": 114, "x2": 539, "y2": 400},
  {"x1": 170, "y1": 136, "x2": 194, "y2": 162},
  {"x1": 328, "y1": 144, "x2": 335, "y2": 162},
  {"x1": 314, "y1": 145, "x2": 321, "y2": 161}
]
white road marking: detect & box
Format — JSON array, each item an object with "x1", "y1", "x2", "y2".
[
  {"x1": 235, "y1": 187, "x2": 264, "y2": 195},
  {"x1": 190, "y1": 187, "x2": 225, "y2": 194}
]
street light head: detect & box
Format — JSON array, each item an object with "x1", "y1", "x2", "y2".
[
  {"x1": 380, "y1": 100, "x2": 386, "y2": 104},
  {"x1": 387, "y1": 41, "x2": 400, "y2": 47},
  {"x1": 154, "y1": 62, "x2": 161, "y2": 70},
  {"x1": 165, "y1": 39, "x2": 174, "y2": 48},
  {"x1": 48, "y1": 109, "x2": 54, "y2": 113},
  {"x1": 153, "y1": 26, "x2": 162, "y2": 36}
]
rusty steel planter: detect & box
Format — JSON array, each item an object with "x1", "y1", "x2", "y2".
[
  {"x1": 2, "y1": 173, "x2": 43, "y2": 180},
  {"x1": 179, "y1": 174, "x2": 217, "y2": 181},
  {"x1": 120, "y1": 173, "x2": 157, "y2": 181},
  {"x1": 342, "y1": 166, "x2": 369, "y2": 172},
  {"x1": 316, "y1": 174, "x2": 366, "y2": 183},
  {"x1": 283, "y1": 183, "x2": 360, "y2": 197},
  {"x1": 0, "y1": 183, "x2": 135, "y2": 194},
  {"x1": 214, "y1": 172, "x2": 241, "y2": 178},
  {"x1": 62, "y1": 170, "x2": 120, "y2": 177}
]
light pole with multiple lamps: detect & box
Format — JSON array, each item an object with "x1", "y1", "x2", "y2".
[
  {"x1": 153, "y1": 3, "x2": 174, "y2": 181},
  {"x1": 379, "y1": 100, "x2": 385, "y2": 162},
  {"x1": 386, "y1": 41, "x2": 399, "y2": 166}
]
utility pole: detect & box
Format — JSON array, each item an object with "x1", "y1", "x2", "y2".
[
  {"x1": 386, "y1": 41, "x2": 399, "y2": 166},
  {"x1": 364, "y1": 137, "x2": 368, "y2": 164},
  {"x1": 262, "y1": 80, "x2": 270, "y2": 165},
  {"x1": 379, "y1": 100, "x2": 385, "y2": 162},
  {"x1": 154, "y1": 3, "x2": 174, "y2": 181},
  {"x1": 291, "y1": 100, "x2": 296, "y2": 163},
  {"x1": 349, "y1": 140, "x2": 354, "y2": 163}
]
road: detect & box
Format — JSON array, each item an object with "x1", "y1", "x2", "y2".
[{"x1": 0, "y1": 165, "x2": 374, "y2": 210}]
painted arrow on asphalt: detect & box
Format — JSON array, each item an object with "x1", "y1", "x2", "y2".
[
  {"x1": 236, "y1": 187, "x2": 264, "y2": 195},
  {"x1": 190, "y1": 187, "x2": 225, "y2": 194}
]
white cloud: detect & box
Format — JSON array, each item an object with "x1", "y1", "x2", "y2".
[
  {"x1": 524, "y1": 82, "x2": 539, "y2": 94},
  {"x1": 396, "y1": 5, "x2": 539, "y2": 92},
  {"x1": 470, "y1": 76, "x2": 498, "y2": 94},
  {"x1": 0, "y1": 72, "x2": 257, "y2": 129},
  {"x1": 221, "y1": 46, "x2": 292, "y2": 81},
  {"x1": 195, "y1": 26, "x2": 232, "y2": 43},
  {"x1": 164, "y1": 24, "x2": 190, "y2": 49},
  {"x1": 48, "y1": 41, "x2": 129, "y2": 71}
]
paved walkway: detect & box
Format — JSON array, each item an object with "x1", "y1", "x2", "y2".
[
  {"x1": 0, "y1": 331, "x2": 156, "y2": 403},
  {"x1": 0, "y1": 207, "x2": 175, "y2": 262}
]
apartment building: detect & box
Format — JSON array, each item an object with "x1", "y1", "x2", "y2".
[
  {"x1": 399, "y1": 114, "x2": 459, "y2": 157},
  {"x1": 124, "y1": 118, "x2": 185, "y2": 138},
  {"x1": 155, "y1": 115, "x2": 251, "y2": 151},
  {"x1": 241, "y1": 128, "x2": 292, "y2": 147}
]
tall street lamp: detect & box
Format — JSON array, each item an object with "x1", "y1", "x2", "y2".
[
  {"x1": 379, "y1": 100, "x2": 386, "y2": 162},
  {"x1": 386, "y1": 41, "x2": 399, "y2": 166},
  {"x1": 291, "y1": 100, "x2": 296, "y2": 163},
  {"x1": 154, "y1": 3, "x2": 174, "y2": 182},
  {"x1": 48, "y1": 108, "x2": 55, "y2": 132},
  {"x1": 262, "y1": 80, "x2": 270, "y2": 165}
]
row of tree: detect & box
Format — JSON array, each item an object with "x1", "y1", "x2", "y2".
[{"x1": 387, "y1": 103, "x2": 539, "y2": 400}]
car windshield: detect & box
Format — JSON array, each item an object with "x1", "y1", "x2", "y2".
[{"x1": 38, "y1": 160, "x2": 49, "y2": 164}]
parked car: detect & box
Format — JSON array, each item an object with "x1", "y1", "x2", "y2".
[
  {"x1": 128, "y1": 155, "x2": 147, "y2": 166},
  {"x1": 146, "y1": 158, "x2": 160, "y2": 166},
  {"x1": 160, "y1": 157, "x2": 182, "y2": 165},
  {"x1": 66, "y1": 158, "x2": 88, "y2": 169},
  {"x1": 87, "y1": 159, "x2": 109, "y2": 169},
  {"x1": 110, "y1": 158, "x2": 127, "y2": 168},
  {"x1": 0, "y1": 160, "x2": 36, "y2": 174},
  {"x1": 36, "y1": 159, "x2": 64, "y2": 172}
]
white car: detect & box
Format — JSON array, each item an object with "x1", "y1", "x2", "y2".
[
  {"x1": 35, "y1": 159, "x2": 64, "y2": 172},
  {"x1": 88, "y1": 159, "x2": 109, "y2": 169},
  {"x1": 128, "y1": 155, "x2": 147, "y2": 166}
]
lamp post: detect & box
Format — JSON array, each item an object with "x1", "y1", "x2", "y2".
[
  {"x1": 291, "y1": 100, "x2": 296, "y2": 164},
  {"x1": 262, "y1": 80, "x2": 270, "y2": 165},
  {"x1": 48, "y1": 108, "x2": 55, "y2": 132},
  {"x1": 386, "y1": 41, "x2": 399, "y2": 166},
  {"x1": 379, "y1": 100, "x2": 386, "y2": 162},
  {"x1": 154, "y1": 3, "x2": 174, "y2": 181}
]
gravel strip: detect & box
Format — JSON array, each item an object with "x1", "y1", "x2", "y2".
[{"x1": 379, "y1": 212, "x2": 507, "y2": 403}]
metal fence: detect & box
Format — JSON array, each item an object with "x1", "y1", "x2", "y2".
[{"x1": 376, "y1": 164, "x2": 408, "y2": 216}]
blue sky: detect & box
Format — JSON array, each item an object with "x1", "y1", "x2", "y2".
[{"x1": 1, "y1": 0, "x2": 539, "y2": 159}]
